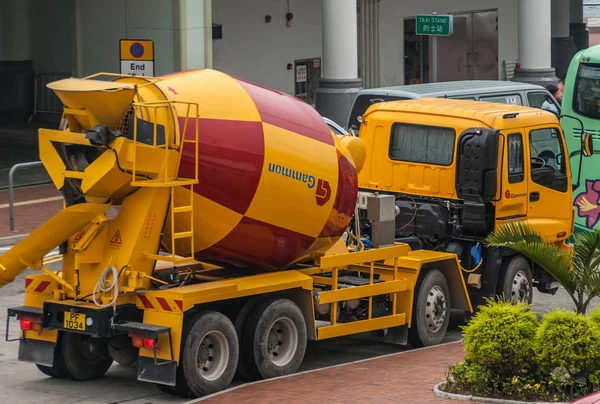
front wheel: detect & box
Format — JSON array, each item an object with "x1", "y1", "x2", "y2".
[
  {"x1": 408, "y1": 269, "x2": 451, "y2": 348},
  {"x1": 497, "y1": 255, "x2": 533, "y2": 304}
]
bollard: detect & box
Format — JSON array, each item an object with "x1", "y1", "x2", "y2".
[{"x1": 8, "y1": 161, "x2": 44, "y2": 232}]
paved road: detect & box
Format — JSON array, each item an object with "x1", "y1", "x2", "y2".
[{"x1": 0, "y1": 256, "x2": 595, "y2": 404}]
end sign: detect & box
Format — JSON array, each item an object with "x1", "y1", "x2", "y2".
[
  {"x1": 120, "y1": 39, "x2": 154, "y2": 76},
  {"x1": 416, "y1": 14, "x2": 453, "y2": 36}
]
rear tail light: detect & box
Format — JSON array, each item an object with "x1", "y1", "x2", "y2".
[
  {"x1": 18, "y1": 315, "x2": 43, "y2": 332},
  {"x1": 131, "y1": 335, "x2": 144, "y2": 348},
  {"x1": 143, "y1": 337, "x2": 157, "y2": 350},
  {"x1": 128, "y1": 332, "x2": 158, "y2": 350}
]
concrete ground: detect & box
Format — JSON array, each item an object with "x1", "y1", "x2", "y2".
[{"x1": 0, "y1": 254, "x2": 593, "y2": 403}]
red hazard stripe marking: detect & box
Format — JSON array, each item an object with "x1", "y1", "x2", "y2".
[
  {"x1": 175, "y1": 300, "x2": 183, "y2": 311},
  {"x1": 235, "y1": 77, "x2": 334, "y2": 146},
  {"x1": 34, "y1": 281, "x2": 51, "y2": 293},
  {"x1": 138, "y1": 295, "x2": 154, "y2": 309},
  {"x1": 178, "y1": 117, "x2": 265, "y2": 215},
  {"x1": 155, "y1": 297, "x2": 173, "y2": 312},
  {"x1": 199, "y1": 216, "x2": 315, "y2": 271},
  {"x1": 25, "y1": 278, "x2": 32, "y2": 288}
]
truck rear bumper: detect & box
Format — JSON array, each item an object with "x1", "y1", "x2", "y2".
[{"x1": 42, "y1": 302, "x2": 142, "y2": 337}]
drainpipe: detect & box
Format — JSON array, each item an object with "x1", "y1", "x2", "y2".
[
  {"x1": 177, "y1": 0, "x2": 187, "y2": 70},
  {"x1": 375, "y1": 0, "x2": 379, "y2": 87},
  {"x1": 204, "y1": 0, "x2": 212, "y2": 68}
]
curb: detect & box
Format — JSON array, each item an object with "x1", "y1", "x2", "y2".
[
  {"x1": 433, "y1": 382, "x2": 570, "y2": 404},
  {"x1": 0, "y1": 234, "x2": 28, "y2": 247},
  {"x1": 183, "y1": 340, "x2": 464, "y2": 403}
]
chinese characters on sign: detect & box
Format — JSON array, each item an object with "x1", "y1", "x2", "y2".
[{"x1": 416, "y1": 14, "x2": 453, "y2": 36}]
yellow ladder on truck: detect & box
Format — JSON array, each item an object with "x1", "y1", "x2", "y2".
[{"x1": 129, "y1": 101, "x2": 200, "y2": 265}]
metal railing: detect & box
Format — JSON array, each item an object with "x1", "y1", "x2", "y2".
[
  {"x1": 8, "y1": 162, "x2": 44, "y2": 232},
  {"x1": 30, "y1": 72, "x2": 71, "y2": 121}
]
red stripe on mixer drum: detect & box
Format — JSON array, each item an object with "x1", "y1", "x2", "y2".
[
  {"x1": 234, "y1": 77, "x2": 334, "y2": 146},
  {"x1": 198, "y1": 216, "x2": 316, "y2": 271},
  {"x1": 319, "y1": 151, "x2": 359, "y2": 238},
  {"x1": 178, "y1": 117, "x2": 265, "y2": 215}
]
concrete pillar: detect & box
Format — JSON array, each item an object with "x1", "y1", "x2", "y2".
[
  {"x1": 570, "y1": 0, "x2": 589, "y2": 51},
  {"x1": 315, "y1": 0, "x2": 362, "y2": 128},
  {"x1": 552, "y1": 0, "x2": 576, "y2": 80},
  {"x1": 175, "y1": 0, "x2": 212, "y2": 71},
  {"x1": 513, "y1": 0, "x2": 559, "y2": 86},
  {"x1": 0, "y1": 0, "x2": 34, "y2": 122}
]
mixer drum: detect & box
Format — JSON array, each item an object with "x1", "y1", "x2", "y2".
[{"x1": 157, "y1": 69, "x2": 359, "y2": 271}]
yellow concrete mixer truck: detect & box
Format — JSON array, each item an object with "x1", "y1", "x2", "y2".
[{"x1": 0, "y1": 69, "x2": 472, "y2": 398}]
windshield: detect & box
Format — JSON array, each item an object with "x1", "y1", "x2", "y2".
[
  {"x1": 574, "y1": 63, "x2": 600, "y2": 119},
  {"x1": 347, "y1": 95, "x2": 411, "y2": 132}
]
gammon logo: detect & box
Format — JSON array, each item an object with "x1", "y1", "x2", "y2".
[
  {"x1": 268, "y1": 162, "x2": 331, "y2": 206},
  {"x1": 315, "y1": 179, "x2": 332, "y2": 206}
]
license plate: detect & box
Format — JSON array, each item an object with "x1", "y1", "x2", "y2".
[{"x1": 63, "y1": 312, "x2": 86, "y2": 331}]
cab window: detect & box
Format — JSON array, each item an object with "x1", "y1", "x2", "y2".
[
  {"x1": 389, "y1": 123, "x2": 455, "y2": 166},
  {"x1": 507, "y1": 133, "x2": 524, "y2": 183},
  {"x1": 529, "y1": 127, "x2": 568, "y2": 192}
]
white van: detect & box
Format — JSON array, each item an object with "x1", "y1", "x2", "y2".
[{"x1": 345, "y1": 80, "x2": 561, "y2": 133}]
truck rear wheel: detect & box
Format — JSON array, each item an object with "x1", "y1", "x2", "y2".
[
  {"x1": 234, "y1": 297, "x2": 262, "y2": 381},
  {"x1": 408, "y1": 269, "x2": 450, "y2": 348},
  {"x1": 181, "y1": 311, "x2": 238, "y2": 397},
  {"x1": 240, "y1": 298, "x2": 307, "y2": 381},
  {"x1": 498, "y1": 255, "x2": 533, "y2": 304},
  {"x1": 61, "y1": 332, "x2": 113, "y2": 380}
]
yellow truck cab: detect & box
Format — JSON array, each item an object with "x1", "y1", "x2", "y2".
[{"x1": 356, "y1": 98, "x2": 574, "y2": 308}]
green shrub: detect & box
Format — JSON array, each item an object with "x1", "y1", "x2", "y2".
[
  {"x1": 462, "y1": 299, "x2": 539, "y2": 377},
  {"x1": 535, "y1": 310, "x2": 600, "y2": 376},
  {"x1": 589, "y1": 305, "x2": 600, "y2": 329}
]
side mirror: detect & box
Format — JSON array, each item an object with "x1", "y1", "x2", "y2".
[{"x1": 583, "y1": 132, "x2": 594, "y2": 157}]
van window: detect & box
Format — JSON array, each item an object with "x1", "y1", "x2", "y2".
[
  {"x1": 348, "y1": 95, "x2": 410, "y2": 132},
  {"x1": 389, "y1": 123, "x2": 455, "y2": 166},
  {"x1": 480, "y1": 94, "x2": 523, "y2": 105},
  {"x1": 527, "y1": 92, "x2": 549, "y2": 109},
  {"x1": 507, "y1": 133, "x2": 524, "y2": 183}
]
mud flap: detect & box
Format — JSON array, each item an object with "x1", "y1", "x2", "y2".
[
  {"x1": 137, "y1": 356, "x2": 177, "y2": 386},
  {"x1": 18, "y1": 338, "x2": 55, "y2": 367}
]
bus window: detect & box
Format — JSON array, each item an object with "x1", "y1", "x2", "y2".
[{"x1": 573, "y1": 63, "x2": 600, "y2": 119}]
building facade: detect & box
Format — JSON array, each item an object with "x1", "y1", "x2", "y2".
[{"x1": 0, "y1": 0, "x2": 589, "y2": 125}]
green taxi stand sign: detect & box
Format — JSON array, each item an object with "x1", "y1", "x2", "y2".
[{"x1": 416, "y1": 14, "x2": 453, "y2": 36}]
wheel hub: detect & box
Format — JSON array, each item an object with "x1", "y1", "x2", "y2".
[
  {"x1": 512, "y1": 270, "x2": 531, "y2": 302},
  {"x1": 267, "y1": 318, "x2": 298, "y2": 367},
  {"x1": 196, "y1": 331, "x2": 228, "y2": 382},
  {"x1": 425, "y1": 286, "x2": 447, "y2": 333}
]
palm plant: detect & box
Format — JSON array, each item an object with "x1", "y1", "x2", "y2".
[{"x1": 485, "y1": 222, "x2": 600, "y2": 314}]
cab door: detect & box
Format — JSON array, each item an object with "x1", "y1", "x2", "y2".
[
  {"x1": 495, "y1": 131, "x2": 528, "y2": 222},
  {"x1": 524, "y1": 125, "x2": 572, "y2": 241}
]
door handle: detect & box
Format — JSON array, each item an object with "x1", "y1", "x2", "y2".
[{"x1": 530, "y1": 192, "x2": 540, "y2": 202}]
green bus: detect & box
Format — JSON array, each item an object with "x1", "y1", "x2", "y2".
[{"x1": 561, "y1": 45, "x2": 599, "y2": 236}]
